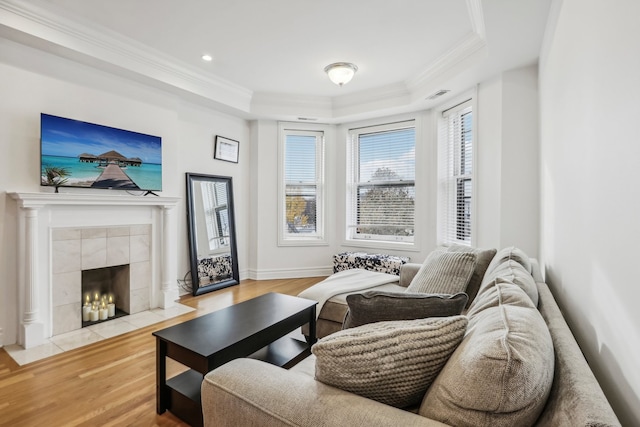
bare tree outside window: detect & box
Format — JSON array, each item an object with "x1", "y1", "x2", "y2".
[
  {"x1": 357, "y1": 167, "x2": 415, "y2": 236},
  {"x1": 280, "y1": 127, "x2": 325, "y2": 244},
  {"x1": 348, "y1": 123, "x2": 416, "y2": 243}
]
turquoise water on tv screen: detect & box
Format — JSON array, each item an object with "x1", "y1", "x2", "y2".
[{"x1": 41, "y1": 155, "x2": 162, "y2": 191}]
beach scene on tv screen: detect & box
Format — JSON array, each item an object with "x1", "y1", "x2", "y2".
[{"x1": 40, "y1": 114, "x2": 162, "y2": 191}]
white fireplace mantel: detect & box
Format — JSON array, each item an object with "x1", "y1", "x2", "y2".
[
  {"x1": 9, "y1": 192, "x2": 181, "y2": 349},
  {"x1": 10, "y1": 192, "x2": 179, "y2": 208}
]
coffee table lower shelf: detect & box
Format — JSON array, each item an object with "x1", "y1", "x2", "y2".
[{"x1": 166, "y1": 336, "x2": 311, "y2": 426}]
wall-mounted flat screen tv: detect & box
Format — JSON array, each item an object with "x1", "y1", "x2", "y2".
[{"x1": 40, "y1": 113, "x2": 162, "y2": 192}]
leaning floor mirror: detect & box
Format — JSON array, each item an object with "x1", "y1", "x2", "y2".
[{"x1": 186, "y1": 173, "x2": 239, "y2": 295}]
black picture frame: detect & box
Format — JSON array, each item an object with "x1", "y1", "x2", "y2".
[{"x1": 214, "y1": 135, "x2": 239, "y2": 163}]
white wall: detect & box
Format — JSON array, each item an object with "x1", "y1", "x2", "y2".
[
  {"x1": 476, "y1": 65, "x2": 540, "y2": 256},
  {"x1": 539, "y1": 0, "x2": 640, "y2": 424},
  {"x1": 0, "y1": 38, "x2": 250, "y2": 346},
  {"x1": 248, "y1": 120, "x2": 337, "y2": 279}
]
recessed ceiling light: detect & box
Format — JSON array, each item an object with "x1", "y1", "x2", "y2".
[{"x1": 201, "y1": 54, "x2": 213, "y2": 62}]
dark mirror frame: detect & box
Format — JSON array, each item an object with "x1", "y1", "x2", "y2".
[{"x1": 186, "y1": 173, "x2": 239, "y2": 296}]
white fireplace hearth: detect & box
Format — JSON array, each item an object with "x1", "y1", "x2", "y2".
[{"x1": 9, "y1": 192, "x2": 180, "y2": 349}]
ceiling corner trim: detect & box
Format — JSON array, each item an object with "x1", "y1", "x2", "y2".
[
  {"x1": 332, "y1": 83, "x2": 411, "y2": 110},
  {"x1": 405, "y1": 32, "x2": 486, "y2": 92},
  {"x1": 250, "y1": 92, "x2": 333, "y2": 119},
  {"x1": 0, "y1": 0, "x2": 253, "y2": 110},
  {"x1": 405, "y1": 0, "x2": 486, "y2": 95},
  {"x1": 466, "y1": 0, "x2": 486, "y2": 38}
]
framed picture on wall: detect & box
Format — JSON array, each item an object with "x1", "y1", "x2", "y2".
[{"x1": 214, "y1": 135, "x2": 239, "y2": 163}]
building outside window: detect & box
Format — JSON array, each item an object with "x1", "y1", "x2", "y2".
[
  {"x1": 201, "y1": 180, "x2": 230, "y2": 251},
  {"x1": 347, "y1": 121, "x2": 416, "y2": 244}
]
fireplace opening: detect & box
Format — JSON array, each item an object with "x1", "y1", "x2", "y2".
[{"x1": 81, "y1": 264, "x2": 130, "y2": 327}]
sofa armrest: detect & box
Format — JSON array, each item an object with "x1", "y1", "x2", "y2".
[
  {"x1": 399, "y1": 263, "x2": 422, "y2": 287},
  {"x1": 202, "y1": 358, "x2": 450, "y2": 427},
  {"x1": 535, "y1": 282, "x2": 621, "y2": 426}
]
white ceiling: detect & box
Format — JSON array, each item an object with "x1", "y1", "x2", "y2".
[{"x1": 0, "y1": 0, "x2": 552, "y2": 122}]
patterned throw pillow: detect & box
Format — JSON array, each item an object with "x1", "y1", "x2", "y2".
[
  {"x1": 406, "y1": 251, "x2": 477, "y2": 295},
  {"x1": 343, "y1": 291, "x2": 468, "y2": 329},
  {"x1": 313, "y1": 316, "x2": 468, "y2": 408}
]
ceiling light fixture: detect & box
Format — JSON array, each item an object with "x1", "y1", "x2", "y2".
[
  {"x1": 324, "y1": 62, "x2": 358, "y2": 86},
  {"x1": 201, "y1": 54, "x2": 213, "y2": 62}
]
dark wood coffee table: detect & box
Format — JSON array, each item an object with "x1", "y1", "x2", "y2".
[{"x1": 153, "y1": 292, "x2": 317, "y2": 427}]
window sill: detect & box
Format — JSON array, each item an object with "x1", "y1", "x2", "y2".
[
  {"x1": 278, "y1": 239, "x2": 329, "y2": 248},
  {"x1": 341, "y1": 239, "x2": 420, "y2": 253}
]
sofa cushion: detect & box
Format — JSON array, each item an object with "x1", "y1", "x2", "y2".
[
  {"x1": 313, "y1": 316, "x2": 468, "y2": 408},
  {"x1": 484, "y1": 246, "x2": 532, "y2": 278},
  {"x1": 479, "y1": 260, "x2": 539, "y2": 307},
  {"x1": 420, "y1": 282, "x2": 554, "y2": 427},
  {"x1": 442, "y1": 245, "x2": 496, "y2": 308},
  {"x1": 343, "y1": 291, "x2": 468, "y2": 329},
  {"x1": 406, "y1": 251, "x2": 477, "y2": 295}
]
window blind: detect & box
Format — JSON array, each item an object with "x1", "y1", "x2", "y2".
[
  {"x1": 283, "y1": 131, "x2": 323, "y2": 237},
  {"x1": 348, "y1": 123, "x2": 415, "y2": 242},
  {"x1": 439, "y1": 101, "x2": 473, "y2": 246}
]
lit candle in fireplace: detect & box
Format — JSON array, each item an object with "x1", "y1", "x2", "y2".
[
  {"x1": 83, "y1": 294, "x2": 91, "y2": 322},
  {"x1": 107, "y1": 295, "x2": 115, "y2": 317},
  {"x1": 99, "y1": 302, "x2": 108, "y2": 320},
  {"x1": 90, "y1": 306, "x2": 99, "y2": 322}
]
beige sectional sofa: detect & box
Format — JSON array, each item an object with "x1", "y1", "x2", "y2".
[{"x1": 201, "y1": 247, "x2": 621, "y2": 426}]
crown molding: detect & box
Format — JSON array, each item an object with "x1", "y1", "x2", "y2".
[
  {"x1": 331, "y1": 82, "x2": 412, "y2": 119},
  {"x1": 405, "y1": 0, "x2": 487, "y2": 97},
  {"x1": 405, "y1": 32, "x2": 487, "y2": 95},
  {"x1": 0, "y1": 0, "x2": 253, "y2": 112},
  {"x1": 250, "y1": 92, "x2": 333, "y2": 119},
  {"x1": 466, "y1": 0, "x2": 486, "y2": 38},
  {"x1": 251, "y1": 83, "x2": 413, "y2": 122},
  {"x1": 0, "y1": 0, "x2": 488, "y2": 122}
]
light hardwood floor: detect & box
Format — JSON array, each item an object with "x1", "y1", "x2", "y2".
[{"x1": 0, "y1": 277, "x2": 325, "y2": 427}]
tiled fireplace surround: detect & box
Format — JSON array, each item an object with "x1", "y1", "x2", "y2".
[
  {"x1": 9, "y1": 192, "x2": 181, "y2": 349},
  {"x1": 52, "y1": 225, "x2": 152, "y2": 336}
]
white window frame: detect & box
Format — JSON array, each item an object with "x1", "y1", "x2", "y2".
[
  {"x1": 346, "y1": 120, "x2": 417, "y2": 248},
  {"x1": 278, "y1": 122, "x2": 328, "y2": 246},
  {"x1": 201, "y1": 180, "x2": 230, "y2": 253},
  {"x1": 437, "y1": 95, "x2": 477, "y2": 247}
]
